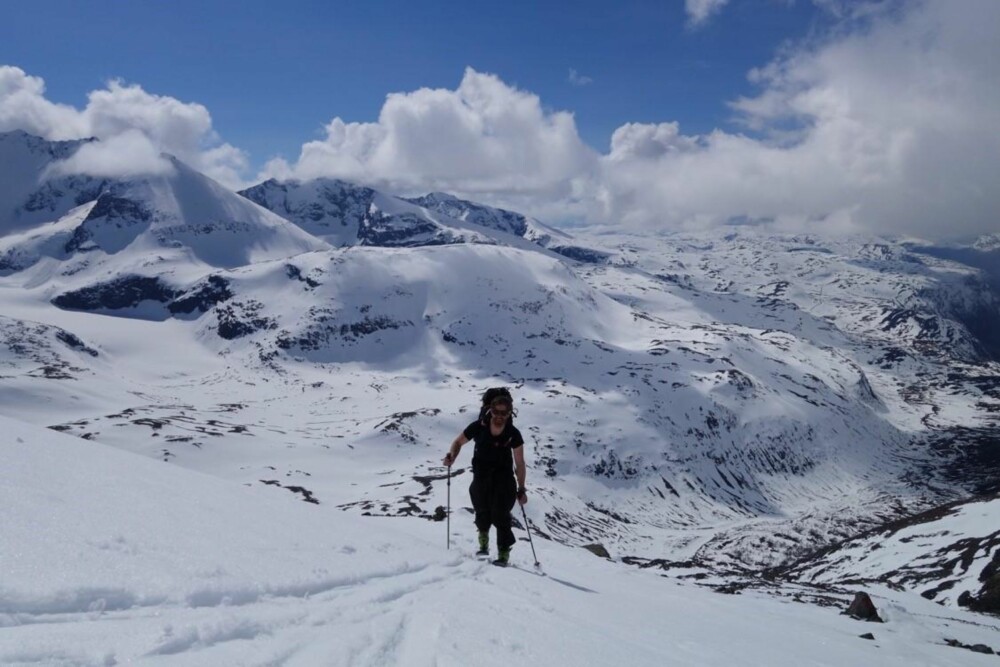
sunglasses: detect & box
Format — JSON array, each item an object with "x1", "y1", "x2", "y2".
[{"x1": 491, "y1": 409, "x2": 511, "y2": 418}]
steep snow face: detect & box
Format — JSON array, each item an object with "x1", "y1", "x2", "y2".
[
  {"x1": 407, "y1": 191, "x2": 612, "y2": 263},
  {"x1": 239, "y1": 178, "x2": 611, "y2": 262},
  {"x1": 103, "y1": 157, "x2": 328, "y2": 268},
  {"x1": 0, "y1": 157, "x2": 328, "y2": 287},
  {"x1": 0, "y1": 132, "x2": 327, "y2": 278},
  {"x1": 238, "y1": 178, "x2": 376, "y2": 246},
  {"x1": 0, "y1": 130, "x2": 103, "y2": 235},
  {"x1": 239, "y1": 178, "x2": 498, "y2": 248},
  {"x1": 406, "y1": 191, "x2": 533, "y2": 237}
]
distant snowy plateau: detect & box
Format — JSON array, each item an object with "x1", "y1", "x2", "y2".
[{"x1": 1, "y1": 129, "x2": 999, "y2": 665}]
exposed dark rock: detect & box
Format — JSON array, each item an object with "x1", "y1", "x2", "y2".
[
  {"x1": 406, "y1": 192, "x2": 529, "y2": 237},
  {"x1": 859, "y1": 633, "x2": 876, "y2": 641},
  {"x1": 239, "y1": 178, "x2": 376, "y2": 236},
  {"x1": 944, "y1": 638, "x2": 996, "y2": 655},
  {"x1": 358, "y1": 210, "x2": 451, "y2": 247},
  {"x1": 285, "y1": 264, "x2": 321, "y2": 288},
  {"x1": 586, "y1": 449, "x2": 642, "y2": 480},
  {"x1": 260, "y1": 479, "x2": 319, "y2": 504},
  {"x1": 169, "y1": 276, "x2": 234, "y2": 315},
  {"x1": 277, "y1": 315, "x2": 414, "y2": 351},
  {"x1": 52, "y1": 275, "x2": 178, "y2": 311},
  {"x1": 549, "y1": 245, "x2": 611, "y2": 264},
  {"x1": 55, "y1": 330, "x2": 98, "y2": 357},
  {"x1": 844, "y1": 592, "x2": 883, "y2": 622},
  {"x1": 582, "y1": 543, "x2": 611, "y2": 559},
  {"x1": 215, "y1": 300, "x2": 275, "y2": 340},
  {"x1": 64, "y1": 194, "x2": 152, "y2": 254},
  {"x1": 959, "y1": 551, "x2": 1000, "y2": 614}
]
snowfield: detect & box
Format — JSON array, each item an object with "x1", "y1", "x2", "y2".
[{"x1": 3, "y1": 417, "x2": 999, "y2": 666}]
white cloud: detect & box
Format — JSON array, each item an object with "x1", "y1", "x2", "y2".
[
  {"x1": 568, "y1": 69, "x2": 593, "y2": 87},
  {"x1": 0, "y1": 66, "x2": 86, "y2": 139},
  {"x1": 266, "y1": 0, "x2": 999, "y2": 242},
  {"x1": 44, "y1": 129, "x2": 176, "y2": 179},
  {"x1": 608, "y1": 122, "x2": 700, "y2": 161},
  {"x1": 594, "y1": 0, "x2": 1000, "y2": 239},
  {"x1": 0, "y1": 66, "x2": 247, "y2": 188},
  {"x1": 265, "y1": 68, "x2": 598, "y2": 200},
  {"x1": 685, "y1": 0, "x2": 730, "y2": 27}
]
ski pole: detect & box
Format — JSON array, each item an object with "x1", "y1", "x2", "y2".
[
  {"x1": 520, "y1": 502, "x2": 539, "y2": 567},
  {"x1": 446, "y1": 463, "x2": 451, "y2": 550}
]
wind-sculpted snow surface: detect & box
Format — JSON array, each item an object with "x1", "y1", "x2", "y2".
[{"x1": 3, "y1": 416, "x2": 999, "y2": 666}]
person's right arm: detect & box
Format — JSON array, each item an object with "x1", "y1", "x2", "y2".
[{"x1": 443, "y1": 432, "x2": 470, "y2": 467}]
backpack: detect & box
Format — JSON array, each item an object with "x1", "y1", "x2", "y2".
[{"x1": 478, "y1": 386, "x2": 514, "y2": 423}]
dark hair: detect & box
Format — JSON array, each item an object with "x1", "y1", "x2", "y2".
[
  {"x1": 490, "y1": 395, "x2": 513, "y2": 411},
  {"x1": 478, "y1": 386, "x2": 515, "y2": 423}
]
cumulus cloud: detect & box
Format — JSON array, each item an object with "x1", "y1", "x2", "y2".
[
  {"x1": 0, "y1": 67, "x2": 86, "y2": 139},
  {"x1": 685, "y1": 0, "x2": 730, "y2": 27},
  {"x1": 608, "y1": 123, "x2": 701, "y2": 161},
  {"x1": 266, "y1": 0, "x2": 998, "y2": 242},
  {"x1": 593, "y1": 0, "x2": 1000, "y2": 239},
  {"x1": 264, "y1": 68, "x2": 598, "y2": 200},
  {"x1": 0, "y1": 66, "x2": 247, "y2": 187}
]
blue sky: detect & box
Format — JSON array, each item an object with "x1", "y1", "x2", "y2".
[
  {"x1": 1, "y1": 0, "x2": 829, "y2": 165},
  {"x1": 1, "y1": 1, "x2": 997, "y2": 241}
]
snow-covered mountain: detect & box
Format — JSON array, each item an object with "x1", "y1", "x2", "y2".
[
  {"x1": 1, "y1": 130, "x2": 999, "y2": 661},
  {"x1": 405, "y1": 190, "x2": 612, "y2": 263},
  {"x1": 238, "y1": 177, "x2": 502, "y2": 248},
  {"x1": 770, "y1": 490, "x2": 1000, "y2": 612},
  {"x1": 1, "y1": 157, "x2": 325, "y2": 275},
  {"x1": 239, "y1": 177, "x2": 611, "y2": 263},
  {"x1": 0, "y1": 129, "x2": 104, "y2": 235}
]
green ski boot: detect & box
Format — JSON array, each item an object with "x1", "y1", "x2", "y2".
[
  {"x1": 492, "y1": 547, "x2": 510, "y2": 567},
  {"x1": 476, "y1": 531, "x2": 489, "y2": 557}
]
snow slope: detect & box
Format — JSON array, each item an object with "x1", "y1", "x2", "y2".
[
  {"x1": 2, "y1": 238, "x2": 946, "y2": 571},
  {"x1": 239, "y1": 178, "x2": 500, "y2": 248},
  {"x1": 0, "y1": 130, "x2": 101, "y2": 236},
  {"x1": 774, "y1": 492, "x2": 1000, "y2": 610},
  {"x1": 2, "y1": 415, "x2": 998, "y2": 666},
  {"x1": 240, "y1": 178, "x2": 611, "y2": 263},
  {"x1": 0, "y1": 157, "x2": 327, "y2": 283},
  {"x1": 1, "y1": 133, "x2": 999, "y2": 651}
]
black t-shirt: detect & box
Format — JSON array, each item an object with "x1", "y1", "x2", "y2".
[{"x1": 463, "y1": 419, "x2": 524, "y2": 474}]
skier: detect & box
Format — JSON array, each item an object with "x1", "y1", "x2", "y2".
[{"x1": 442, "y1": 390, "x2": 527, "y2": 566}]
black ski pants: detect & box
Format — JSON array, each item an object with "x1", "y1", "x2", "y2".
[{"x1": 469, "y1": 470, "x2": 517, "y2": 550}]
